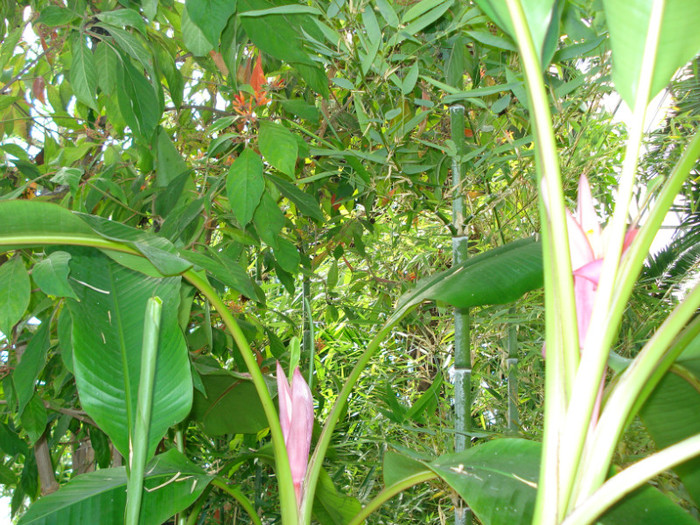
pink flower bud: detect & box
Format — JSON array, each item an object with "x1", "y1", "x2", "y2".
[{"x1": 276, "y1": 361, "x2": 314, "y2": 506}]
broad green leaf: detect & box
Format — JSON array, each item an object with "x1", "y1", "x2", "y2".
[
  {"x1": 253, "y1": 191, "x2": 286, "y2": 249},
  {"x1": 95, "y1": 9, "x2": 147, "y2": 35},
  {"x1": 0, "y1": 422, "x2": 27, "y2": 457},
  {"x1": 17, "y1": 449, "x2": 214, "y2": 525},
  {"x1": 190, "y1": 371, "x2": 268, "y2": 435},
  {"x1": 274, "y1": 238, "x2": 300, "y2": 274},
  {"x1": 36, "y1": 6, "x2": 79, "y2": 26},
  {"x1": 95, "y1": 42, "x2": 119, "y2": 95},
  {"x1": 19, "y1": 394, "x2": 47, "y2": 445},
  {"x1": 99, "y1": 24, "x2": 152, "y2": 70},
  {"x1": 50, "y1": 167, "x2": 82, "y2": 196},
  {"x1": 383, "y1": 450, "x2": 432, "y2": 487},
  {"x1": 75, "y1": 213, "x2": 192, "y2": 275},
  {"x1": 429, "y1": 439, "x2": 697, "y2": 525},
  {"x1": 117, "y1": 57, "x2": 160, "y2": 141},
  {"x1": 312, "y1": 468, "x2": 363, "y2": 525},
  {"x1": 429, "y1": 439, "x2": 539, "y2": 525},
  {"x1": 154, "y1": 127, "x2": 189, "y2": 188},
  {"x1": 70, "y1": 38, "x2": 98, "y2": 110},
  {"x1": 185, "y1": 0, "x2": 237, "y2": 47},
  {"x1": 238, "y1": 0, "x2": 313, "y2": 65},
  {"x1": 391, "y1": 238, "x2": 543, "y2": 324},
  {"x1": 32, "y1": 251, "x2": 78, "y2": 299},
  {"x1": 473, "y1": 0, "x2": 557, "y2": 67},
  {"x1": 66, "y1": 248, "x2": 192, "y2": 459},
  {"x1": 402, "y1": 62, "x2": 419, "y2": 95},
  {"x1": 13, "y1": 321, "x2": 50, "y2": 418},
  {"x1": 227, "y1": 148, "x2": 265, "y2": 226},
  {"x1": 258, "y1": 121, "x2": 298, "y2": 178},
  {"x1": 640, "y1": 331, "x2": 700, "y2": 507},
  {"x1": 603, "y1": 0, "x2": 700, "y2": 108},
  {"x1": 180, "y1": 7, "x2": 213, "y2": 57},
  {"x1": 182, "y1": 250, "x2": 258, "y2": 300},
  {"x1": 268, "y1": 175, "x2": 324, "y2": 222},
  {"x1": 0, "y1": 256, "x2": 30, "y2": 339}
]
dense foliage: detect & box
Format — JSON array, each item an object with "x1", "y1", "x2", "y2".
[{"x1": 0, "y1": 0, "x2": 698, "y2": 524}]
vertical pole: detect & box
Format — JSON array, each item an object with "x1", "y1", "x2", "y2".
[
  {"x1": 450, "y1": 104, "x2": 472, "y2": 525},
  {"x1": 506, "y1": 308, "x2": 520, "y2": 432}
]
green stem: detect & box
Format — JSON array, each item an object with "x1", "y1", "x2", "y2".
[
  {"x1": 562, "y1": 434, "x2": 700, "y2": 525},
  {"x1": 504, "y1": 2, "x2": 576, "y2": 522},
  {"x1": 347, "y1": 471, "x2": 438, "y2": 525},
  {"x1": 300, "y1": 318, "x2": 399, "y2": 523},
  {"x1": 211, "y1": 477, "x2": 263, "y2": 525},
  {"x1": 125, "y1": 297, "x2": 162, "y2": 525},
  {"x1": 575, "y1": 286, "x2": 700, "y2": 499},
  {"x1": 183, "y1": 270, "x2": 298, "y2": 525},
  {"x1": 563, "y1": 1, "x2": 664, "y2": 512}
]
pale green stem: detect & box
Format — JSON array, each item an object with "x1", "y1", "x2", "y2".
[
  {"x1": 612, "y1": 131, "x2": 700, "y2": 332},
  {"x1": 347, "y1": 471, "x2": 438, "y2": 525},
  {"x1": 575, "y1": 284, "x2": 700, "y2": 500},
  {"x1": 563, "y1": 2, "x2": 664, "y2": 512},
  {"x1": 125, "y1": 297, "x2": 162, "y2": 525},
  {"x1": 562, "y1": 434, "x2": 700, "y2": 525},
  {"x1": 300, "y1": 320, "x2": 397, "y2": 523},
  {"x1": 504, "y1": 1, "x2": 578, "y2": 522},
  {"x1": 183, "y1": 270, "x2": 298, "y2": 525}
]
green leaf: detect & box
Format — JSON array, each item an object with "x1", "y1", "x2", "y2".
[
  {"x1": 253, "y1": 191, "x2": 286, "y2": 249},
  {"x1": 312, "y1": 468, "x2": 363, "y2": 525},
  {"x1": 50, "y1": 167, "x2": 83, "y2": 197},
  {"x1": 154, "y1": 127, "x2": 189, "y2": 188},
  {"x1": 274, "y1": 238, "x2": 300, "y2": 274},
  {"x1": 392, "y1": 238, "x2": 543, "y2": 322},
  {"x1": 13, "y1": 321, "x2": 50, "y2": 418},
  {"x1": 0, "y1": 257, "x2": 30, "y2": 340},
  {"x1": 429, "y1": 439, "x2": 697, "y2": 525},
  {"x1": 603, "y1": 0, "x2": 700, "y2": 108},
  {"x1": 190, "y1": 371, "x2": 268, "y2": 435},
  {"x1": 17, "y1": 449, "x2": 214, "y2": 525},
  {"x1": 383, "y1": 450, "x2": 432, "y2": 487},
  {"x1": 429, "y1": 439, "x2": 539, "y2": 525},
  {"x1": 258, "y1": 121, "x2": 298, "y2": 178},
  {"x1": 227, "y1": 149, "x2": 265, "y2": 227},
  {"x1": 473, "y1": 0, "x2": 557, "y2": 66},
  {"x1": 182, "y1": 250, "x2": 258, "y2": 300},
  {"x1": 181, "y1": 7, "x2": 214, "y2": 57},
  {"x1": 117, "y1": 56, "x2": 160, "y2": 141},
  {"x1": 268, "y1": 175, "x2": 324, "y2": 222},
  {"x1": 238, "y1": 0, "x2": 313, "y2": 65},
  {"x1": 100, "y1": 24, "x2": 152, "y2": 70},
  {"x1": 70, "y1": 38, "x2": 98, "y2": 110},
  {"x1": 19, "y1": 394, "x2": 47, "y2": 445},
  {"x1": 185, "y1": 0, "x2": 237, "y2": 47},
  {"x1": 74, "y1": 212, "x2": 192, "y2": 276},
  {"x1": 36, "y1": 6, "x2": 79, "y2": 26},
  {"x1": 640, "y1": 331, "x2": 700, "y2": 507},
  {"x1": 66, "y1": 249, "x2": 192, "y2": 459},
  {"x1": 95, "y1": 42, "x2": 119, "y2": 95},
  {"x1": 96, "y1": 9, "x2": 147, "y2": 35},
  {"x1": 32, "y1": 251, "x2": 79, "y2": 299}
]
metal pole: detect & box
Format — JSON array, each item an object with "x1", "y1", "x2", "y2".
[{"x1": 450, "y1": 104, "x2": 472, "y2": 525}]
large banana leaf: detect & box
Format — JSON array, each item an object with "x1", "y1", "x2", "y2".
[
  {"x1": 65, "y1": 248, "x2": 192, "y2": 459},
  {"x1": 422, "y1": 438, "x2": 696, "y2": 525},
  {"x1": 17, "y1": 449, "x2": 213, "y2": 525},
  {"x1": 640, "y1": 329, "x2": 700, "y2": 507},
  {"x1": 390, "y1": 237, "x2": 542, "y2": 324},
  {"x1": 603, "y1": 0, "x2": 700, "y2": 108}
]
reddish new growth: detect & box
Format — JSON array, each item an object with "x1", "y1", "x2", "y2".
[{"x1": 231, "y1": 54, "x2": 284, "y2": 129}]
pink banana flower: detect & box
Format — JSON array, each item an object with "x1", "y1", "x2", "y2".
[
  {"x1": 567, "y1": 174, "x2": 637, "y2": 349},
  {"x1": 276, "y1": 361, "x2": 314, "y2": 506}
]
